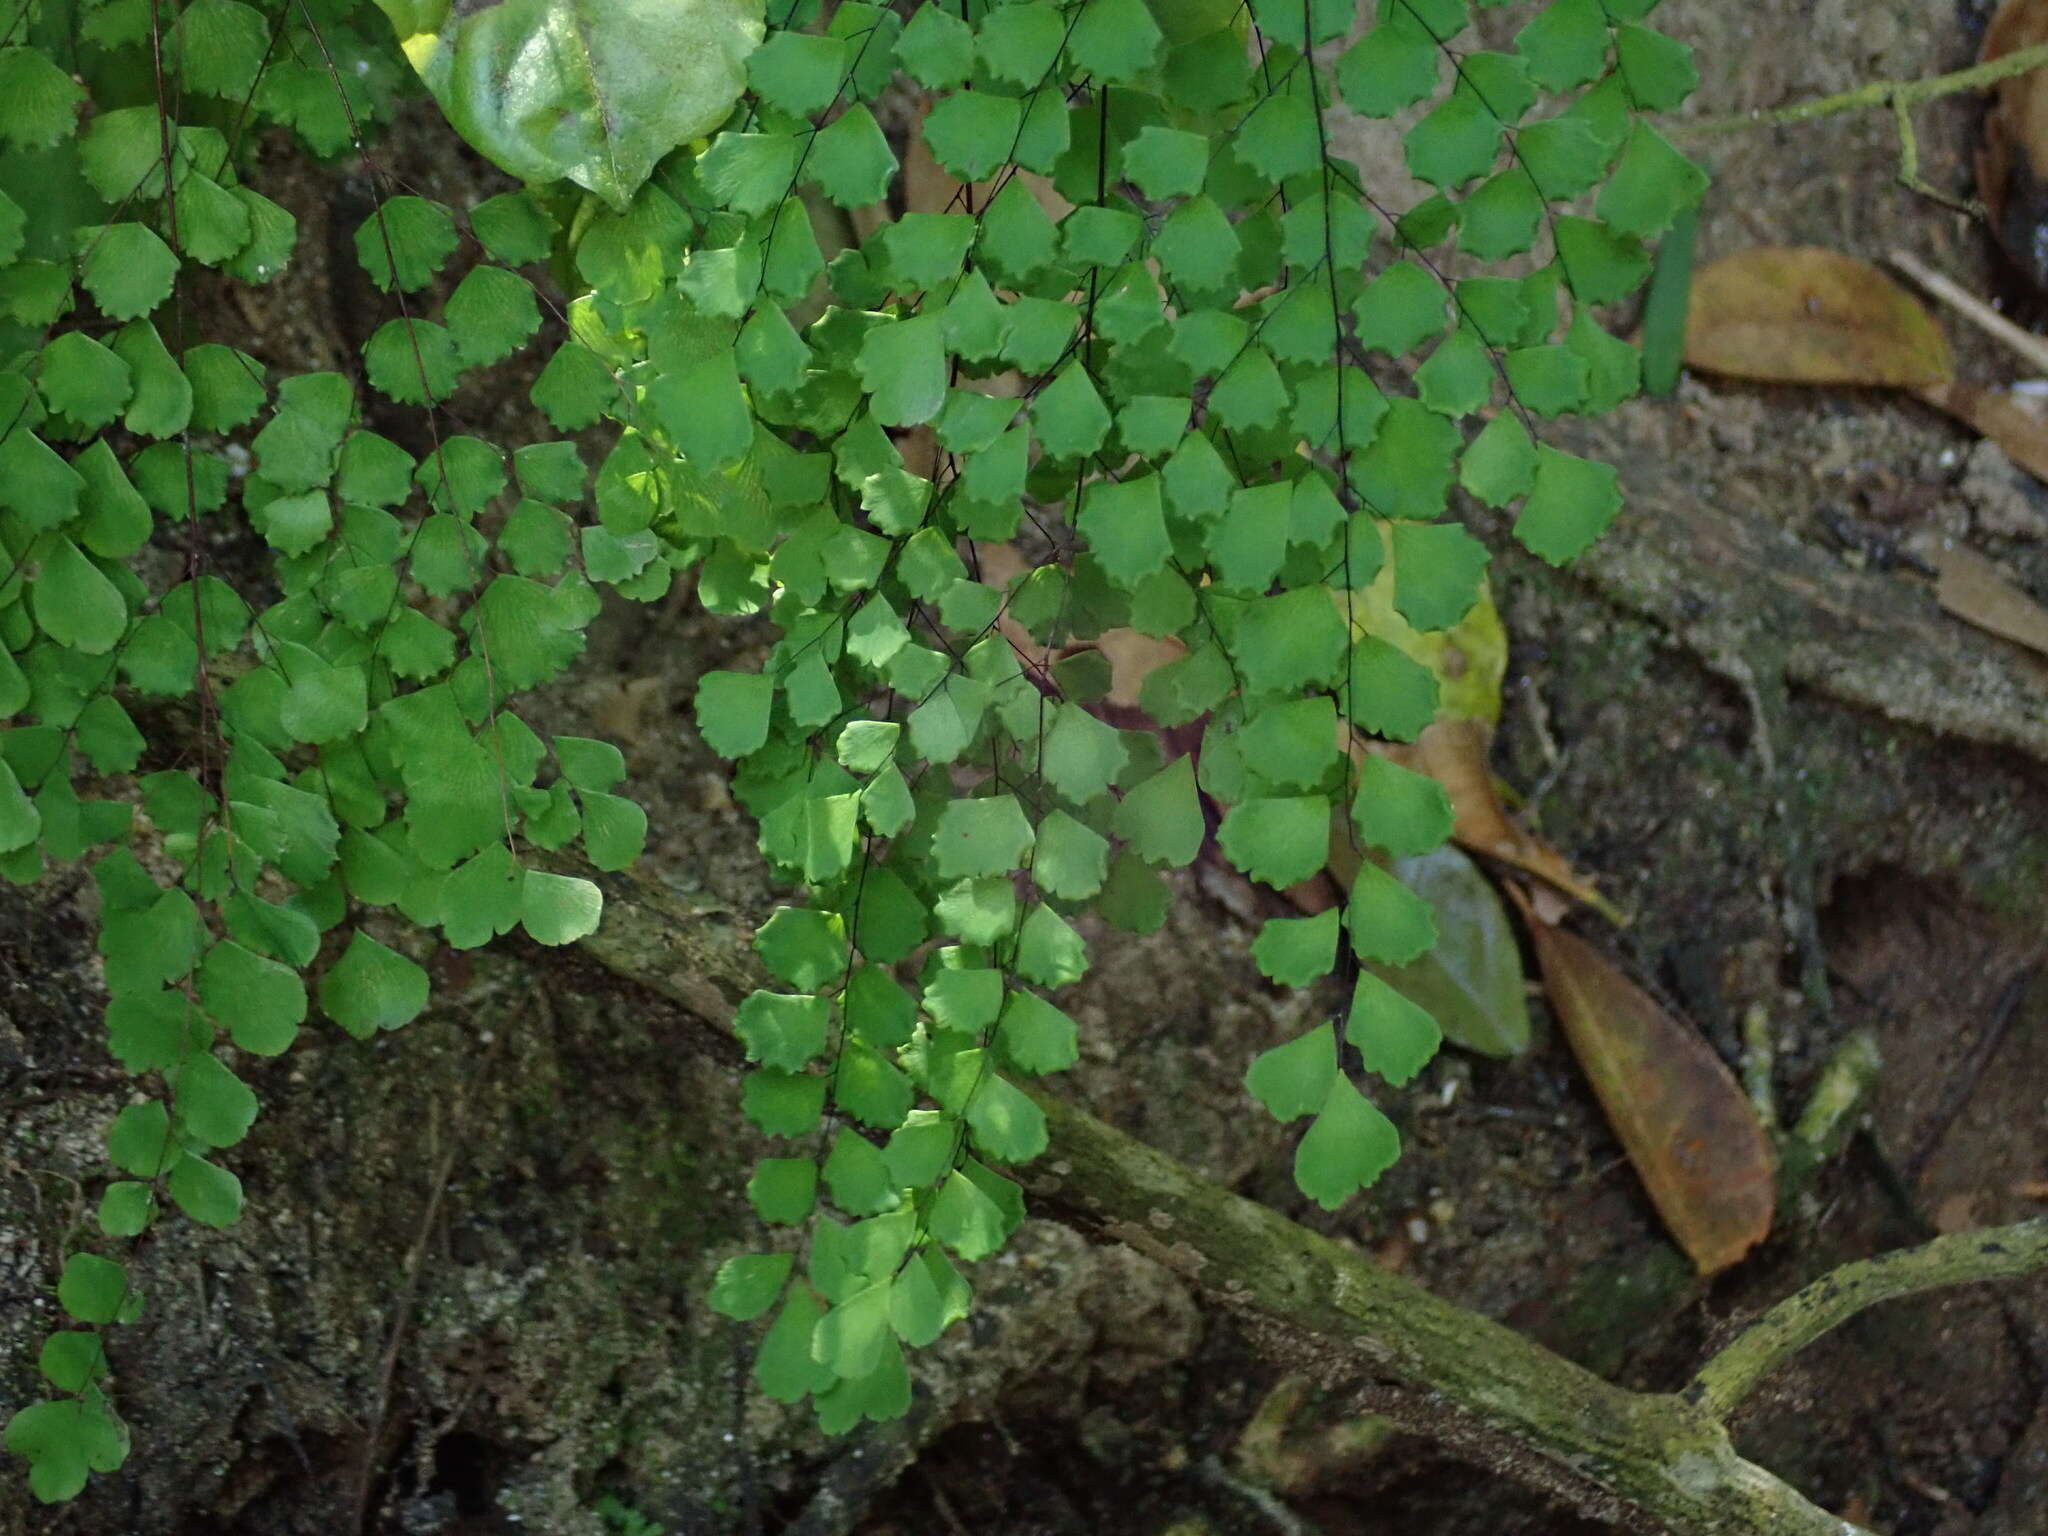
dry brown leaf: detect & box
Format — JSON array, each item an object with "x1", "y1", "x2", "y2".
[
  {"x1": 1918, "y1": 380, "x2": 2048, "y2": 485},
  {"x1": 1095, "y1": 627, "x2": 1187, "y2": 709},
  {"x1": 1509, "y1": 889, "x2": 1776, "y2": 1274},
  {"x1": 968, "y1": 542, "x2": 1188, "y2": 712},
  {"x1": 1365, "y1": 718, "x2": 1621, "y2": 921},
  {"x1": 897, "y1": 422, "x2": 941, "y2": 481},
  {"x1": 1981, "y1": 0, "x2": 2048, "y2": 289},
  {"x1": 972, "y1": 544, "x2": 1186, "y2": 689},
  {"x1": 1684, "y1": 247, "x2": 1954, "y2": 387},
  {"x1": 591, "y1": 675, "x2": 665, "y2": 746},
  {"x1": 1916, "y1": 536, "x2": 2048, "y2": 657}
]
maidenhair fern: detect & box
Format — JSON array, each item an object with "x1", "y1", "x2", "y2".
[{"x1": 0, "y1": 0, "x2": 1703, "y2": 1497}]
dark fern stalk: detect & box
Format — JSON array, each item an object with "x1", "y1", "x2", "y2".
[{"x1": 0, "y1": 0, "x2": 1703, "y2": 1497}]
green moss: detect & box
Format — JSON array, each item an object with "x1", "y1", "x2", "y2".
[
  {"x1": 595, "y1": 1104, "x2": 734, "y2": 1263},
  {"x1": 1539, "y1": 1243, "x2": 1698, "y2": 1377}
]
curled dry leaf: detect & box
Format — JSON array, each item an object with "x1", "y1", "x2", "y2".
[
  {"x1": 1917, "y1": 380, "x2": 2048, "y2": 486},
  {"x1": 1980, "y1": 0, "x2": 2048, "y2": 291},
  {"x1": 1907, "y1": 533, "x2": 2048, "y2": 660},
  {"x1": 1362, "y1": 717, "x2": 1620, "y2": 921},
  {"x1": 1509, "y1": 887, "x2": 1776, "y2": 1274},
  {"x1": 1684, "y1": 247, "x2": 1954, "y2": 387}
]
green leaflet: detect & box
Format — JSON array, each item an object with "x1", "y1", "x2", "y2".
[
  {"x1": 4, "y1": 1395, "x2": 128, "y2": 1503},
  {"x1": 1246, "y1": 1022, "x2": 1338, "y2": 1122},
  {"x1": 372, "y1": 0, "x2": 766, "y2": 207},
  {"x1": 319, "y1": 934, "x2": 430, "y2": 1039},
  {"x1": 33, "y1": 540, "x2": 130, "y2": 656},
  {"x1": 1373, "y1": 847, "x2": 1531, "y2": 1057},
  {"x1": 1294, "y1": 1074, "x2": 1402, "y2": 1209},
  {"x1": 1214, "y1": 793, "x2": 1329, "y2": 892},
  {"x1": 1252, "y1": 909, "x2": 1340, "y2": 988},
  {"x1": 710, "y1": 1253, "x2": 794, "y2": 1321},
  {"x1": 0, "y1": 0, "x2": 1708, "y2": 1485}
]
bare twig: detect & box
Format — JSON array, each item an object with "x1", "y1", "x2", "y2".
[
  {"x1": 1682, "y1": 44, "x2": 2048, "y2": 214},
  {"x1": 1903, "y1": 966, "x2": 2038, "y2": 1183},
  {"x1": 1030, "y1": 1087, "x2": 1869, "y2": 1536},
  {"x1": 351, "y1": 1105, "x2": 462, "y2": 1532},
  {"x1": 1888, "y1": 250, "x2": 2048, "y2": 377},
  {"x1": 1690, "y1": 1219, "x2": 2048, "y2": 1417}
]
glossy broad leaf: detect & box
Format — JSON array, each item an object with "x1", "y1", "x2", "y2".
[
  {"x1": 1370, "y1": 846, "x2": 1531, "y2": 1057},
  {"x1": 373, "y1": 0, "x2": 766, "y2": 207}
]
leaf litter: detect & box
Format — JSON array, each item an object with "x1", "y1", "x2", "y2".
[{"x1": 1684, "y1": 245, "x2": 2048, "y2": 668}]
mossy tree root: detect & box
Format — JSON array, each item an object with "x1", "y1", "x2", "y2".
[
  {"x1": 1689, "y1": 1218, "x2": 2048, "y2": 1418},
  {"x1": 1018, "y1": 1089, "x2": 1863, "y2": 1536},
  {"x1": 568, "y1": 861, "x2": 2048, "y2": 1536}
]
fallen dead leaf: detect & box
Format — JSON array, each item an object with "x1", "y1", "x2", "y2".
[
  {"x1": 591, "y1": 675, "x2": 665, "y2": 746},
  {"x1": 1980, "y1": 0, "x2": 2048, "y2": 290},
  {"x1": 1918, "y1": 379, "x2": 2048, "y2": 486},
  {"x1": 1933, "y1": 1192, "x2": 1982, "y2": 1234},
  {"x1": 1685, "y1": 247, "x2": 1954, "y2": 387},
  {"x1": 1364, "y1": 717, "x2": 1621, "y2": 921},
  {"x1": 1094, "y1": 625, "x2": 1188, "y2": 711},
  {"x1": 1509, "y1": 888, "x2": 1776, "y2": 1274},
  {"x1": 1911, "y1": 533, "x2": 2048, "y2": 658}
]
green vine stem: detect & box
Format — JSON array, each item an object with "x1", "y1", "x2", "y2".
[
  {"x1": 1683, "y1": 40, "x2": 2048, "y2": 135},
  {"x1": 1689, "y1": 1218, "x2": 2048, "y2": 1420},
  {"x1": 1680, "y1": 37, "x2": 2048, "y2": 215}
]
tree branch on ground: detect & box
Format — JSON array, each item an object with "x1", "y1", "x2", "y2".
[
  {"x1": 1689, "y1": 1217, "x2": 2048, "y2": 1418},
  {"x1": 565, "y1": 856, "x2": 2048, "y2": 1536}
]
